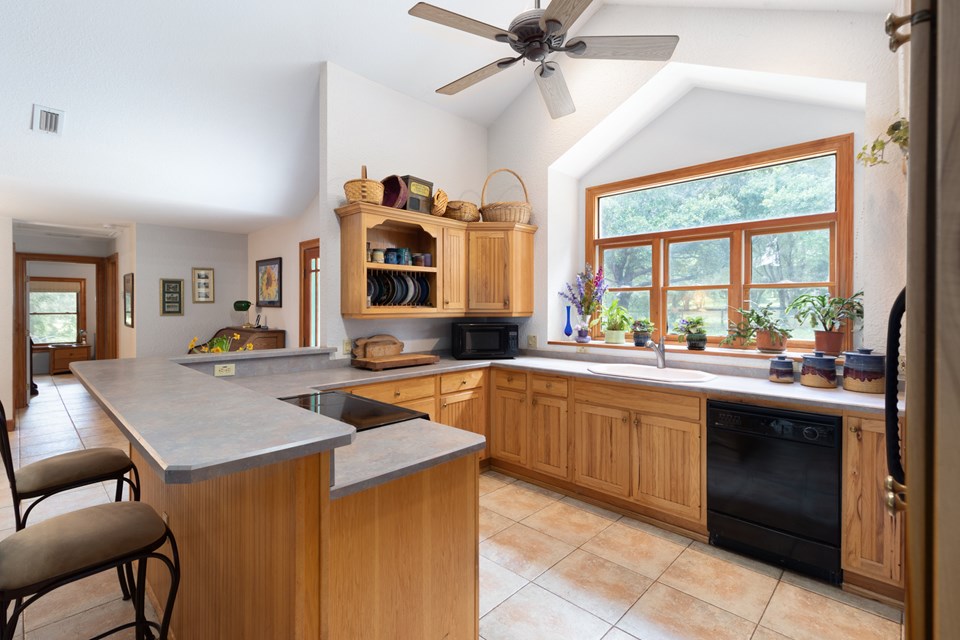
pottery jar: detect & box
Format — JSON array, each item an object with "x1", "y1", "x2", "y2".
[
  {"x1": 371, "y1": 249, "x2": 385, "y2": 263},
  {"x1": 800, "y1": 351, "x2": 838, "y2": 389},
  {"x1": 842, "y1": 348, "x2": 886, "y2": 394},
  {"x1": 768, "y1": 355, "x2": 795, "y2": 384}
]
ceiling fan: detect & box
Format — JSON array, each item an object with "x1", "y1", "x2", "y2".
[{"x1": 408, "y1": 0, "x2": 679, "y2": 119}]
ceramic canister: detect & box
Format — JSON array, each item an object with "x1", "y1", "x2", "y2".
[
  {"x1": 768, "y1": 355, "x2": 795, "y2": 384},
  {"x1": 800, "y1": 351, "x2": 838, "y2": 389},
  {"x1": 842, "y1": 348, "x2": 886, "y2": 394},
  {"x1": 371, "y1": 249, "x2": 385, "y2": 263}
]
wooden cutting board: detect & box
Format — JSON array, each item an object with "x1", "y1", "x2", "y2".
[{"x1": 351, "y1": 353, "x2": 440, "y2": 371}]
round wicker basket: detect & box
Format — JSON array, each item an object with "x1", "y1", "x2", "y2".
[
  {"x1": 431, "y1": 189, "x2": 449, "y2": 216},
  {"x1": 343, "y1": 165, "x2": 384, "y2": 205},
  {"x1": 444, "y1": 200, "x2": 480, "y2": 222},
  {"x1": 480, "y1": 168, "x2": 531, "y2": 223}
]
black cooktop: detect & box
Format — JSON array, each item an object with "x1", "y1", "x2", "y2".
[{"x1": 278, "y1": 390, "x2": 429, "y2": 432}]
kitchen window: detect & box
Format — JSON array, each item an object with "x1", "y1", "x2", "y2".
[
  {"x1": 300, "y1": 239, "x2": 320, "y2": 347},
  {"x1": 585, "y1": 134, "x2": 853, "y2": 348},
  {"x1": 29, "y1": 277, "x2": 86, "y2": 345}
]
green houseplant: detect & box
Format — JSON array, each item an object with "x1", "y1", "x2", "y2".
[
  {"x1": 602, "y1": 298, "x2": 632, "y2": 345},
  {"x1": 720, "y1": 304, "x2": 793, "y2": 353},
  {"x1": 786, "y1": 291, "x2": 863, "y2": 355},
  {"x1": 673, "y1": 316, "x2": 707, "y2": 351},
  {"x1": 857, "y1": 117, "x2": 909, "y2": 167},
  {"x1": 631, "y1": 317, "x2": 655, "y2": 347}
]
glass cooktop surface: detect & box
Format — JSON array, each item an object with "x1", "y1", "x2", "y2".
[{"x1": 278, "y1": 390, "x2": 428, "y2": 431}]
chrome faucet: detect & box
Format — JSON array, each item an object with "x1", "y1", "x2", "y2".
[{"x1": 645, "y1": 337, "x2": 667, "y2": 369}]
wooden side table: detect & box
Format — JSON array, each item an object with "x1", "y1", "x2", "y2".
[{"x1": 49, "y1": 344, "x2": 93, "y2": 374}]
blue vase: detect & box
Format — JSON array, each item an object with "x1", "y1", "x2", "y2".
[{"x1": 564, "y1": 306, "x2": 573, "y2": 338}]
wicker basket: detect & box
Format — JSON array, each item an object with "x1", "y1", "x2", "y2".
[
  {"x1": 480, "y1": 168, "x2": 531, "y2": 223},
  {"x1": 431, "y1": 189, "x2": 448, "y2": 216},
  {"x1": 343, "y1": 165, "x2": 384, "y2": 205},
  {"x1": 444, "y1": 200, "x2": 480, "y2": 222}
]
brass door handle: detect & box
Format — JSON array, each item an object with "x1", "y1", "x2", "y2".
[
  {"x1": 885, "y1": 491, "x2": 907, "y2": 514},
  {"x1": 885, "y1": 475, "x2": 907, "y2": 495}
]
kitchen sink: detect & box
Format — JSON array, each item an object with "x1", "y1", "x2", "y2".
[{"x1": 587, "y1": 364, "x2": 717, "y2": 383}]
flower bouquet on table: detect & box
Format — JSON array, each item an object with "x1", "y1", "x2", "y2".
[
  {"x1": 559, "y1": 264, "x2": 608, "y2": 344},
  {"x1": 188, "y1": 333, "x2": 254, "y2": 354}
]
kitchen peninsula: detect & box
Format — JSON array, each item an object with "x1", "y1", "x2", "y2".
[{"x1": 71, "y1": 353, "x2": 485, "y2": 640}]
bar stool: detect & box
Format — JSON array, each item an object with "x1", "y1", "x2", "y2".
[{"x1": 0, "y1": 501, "x2": 180, "y2": 640}]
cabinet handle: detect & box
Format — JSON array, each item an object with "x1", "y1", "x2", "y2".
[
  {"x1": 532, "y1": 398, "x2": 538, "y2": 407},
  {"x1": 504, "y1": 298, "x2": 510, "y2": 308},
  {"x1": 442, "y1": 401, "x2": 448, "y2": 409},
  {"x1": 444, "y1": 300, "x2": 449, "y2": 305},
  {"x1": 545, "y1": 382, "x2": 552, "y2": 388},
  {"x1": 394, "y1": 390, "x2": 401, "y2": 397},
  {"x1": 634, "y1": 417, "x2": 639, "y2": 427},
  {"x1": 622, "y1": 416, "x2": 628, "y2": 424},
  {"x1": 507, "y1": 376, "x2": 513, "y2": 382},
  {"x1": 460, "y1": 379, "x2": 467, "y2": 385}
]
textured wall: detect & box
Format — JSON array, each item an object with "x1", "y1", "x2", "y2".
[{"x1": 0, "y1": 217, "x2": 13, "y2": 420}]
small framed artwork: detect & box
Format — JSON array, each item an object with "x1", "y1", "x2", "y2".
[
  {"x1": 160, "y1": 279, "x2": 183, "y2": 316},
  {"x1": 123, "y1": 273, "x2": 134, "y2": 328},
  {"x1": 256, "y1": 257, "x2": 282, "y2": 307},
  {"x1": 192, "y1": 267, "x2": 215, "y2": 303}
]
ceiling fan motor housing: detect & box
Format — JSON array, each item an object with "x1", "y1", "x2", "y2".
[{"x1": 508, "y1": 9, "x2": 564, "y2": 61}]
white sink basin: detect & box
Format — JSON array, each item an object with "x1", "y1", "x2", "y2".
[{"x1": 587, "y1": 364, "x2": 717, "y2": 384}]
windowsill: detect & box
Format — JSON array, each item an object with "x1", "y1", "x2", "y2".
[{"x1": 546, "y1": 340, "x2": 840, "y2": 363}]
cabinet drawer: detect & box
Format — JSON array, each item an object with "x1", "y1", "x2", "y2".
[
  {"x1": 440, "y1": 369, "x2": 486, "y2": 395},
  {"x1": 574, "y1": 381, "x2": 700, "y2": 422},
  {"x1": 493, "y1": 369, "x2": 526, "y2": 391},
  {"x1": 531, "y1": 375, "x2": 568, "y2": 397},
  {"x1": 350, "y1": 376, "x2": 437, "y2": 404}
]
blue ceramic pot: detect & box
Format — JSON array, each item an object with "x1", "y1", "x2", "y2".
[{"x1": 842, "y1": 348, "x2": 885, "y2": 394}]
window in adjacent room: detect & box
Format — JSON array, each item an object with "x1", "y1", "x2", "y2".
[
  {"x1": 28, "y1": 277, "x2": 86, "y2": 345},
  {"x1": 585, "y1": 134, "x2": 853, "y2": 349},
  {"x1": 300, "y1": 240, "x2": 320, "y2": 347}
]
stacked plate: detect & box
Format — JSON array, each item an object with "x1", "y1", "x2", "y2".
[{"x1": 366, "y1": 272, "x2": 431, "y2": 307}]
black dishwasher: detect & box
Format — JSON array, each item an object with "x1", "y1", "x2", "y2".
[{"x1": 707, "y1": 400, "x2": 842, "y2": 583}]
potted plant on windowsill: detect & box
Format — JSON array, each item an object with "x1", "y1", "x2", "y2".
[
  {"x1": 602, "y1": 299, "x2": 632, "y2": 345},
  {"x1": 674, "y1": 316, "x2": 707, "y2": 350},
  {"x1": 786, "y1": 291, "x2": 863, "y2": 356},
  {"x1": 720, "y1": 304, "x2": 792, "y2": 353},
  {"x1": 631, "y1": 318, "x2": 655, "y2": 347}
]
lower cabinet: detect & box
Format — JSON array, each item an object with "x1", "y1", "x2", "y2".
[
  {"x1": 440, "y1": 388, "x2": 488, "y2": 460},
  {"x1": 573, "y1": 404, "x2": 630, "y2": 497},
  {"x1": 490, "y1": 387, "x2": 528, "y2": 466},
  {"x1": 630, "y1": 413, "x2": 702, "y2": 522},
  {"x1": 529, "y1": 395, "x2": 568, "y2": 479},
  {"x1": 348, "y1": 376, "x2": 439, "y2": 421}
]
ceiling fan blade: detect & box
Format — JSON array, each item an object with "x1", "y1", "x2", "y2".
[
  {"x1": 535, "y1": 62, "x2": 576, "y2": 119},
  {"x1": 540, "y1": 0, "x2": 595, "y2": 35},
  {"x1": 409, "y1": 3, "x2": 517, "y2": 42},
  {"x1": 565, "y1": 35, "x2": 680, "y2": 60},
  {"x1": 437, "y1": 57, "x2": 519, "y2": 95}
]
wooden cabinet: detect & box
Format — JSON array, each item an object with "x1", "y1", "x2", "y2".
[
  {"x1": 49, "y1": 344, "x2": 93, "y2": 374},
  {"x1": 439, "y1": 369, "x2": 488, "y2": 459},
  {"x1": 211, "y1": 327, "x2": 285, "y2": 351},
  {"x1": 441, "y1": 227, "x2": 467, "y2": 312},
  {"x1": 630, "y1": 413, "x2": 702, "y2": 522},
  {"x1": 349, "y1": 376, "x2": 439, "y2": 420},
  {"x1": 529, "y1": 395, "x2": 568, "y2": 479},
  {"x1": 842, "y1": 416, "x2": 904, "y2": 589},
  {"x1": 573, "y1": 404, "x2": 631, "y2": 497},
  {"x1": 467, "y1": 225, "x2": 535, "y2": 316},
  {"x1": 490, "y1": 379, "x2": 528, "y2": 466}
]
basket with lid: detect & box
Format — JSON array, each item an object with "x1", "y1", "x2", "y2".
[
  {"x1": 480, "y1": 168, "x2": 532, "y2": 223},
  {"x1": 842, "y1": 348, "x2": 885, "y2": 394}
]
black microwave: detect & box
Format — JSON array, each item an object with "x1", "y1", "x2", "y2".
[{"x1": 452, "y1": 322, "x2": 519, "y2": 360}]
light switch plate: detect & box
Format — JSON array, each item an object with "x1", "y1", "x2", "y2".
[
  {"x1": 576, "y1": 345, "x2": 588, "y2": 354},
  {"x1": 343, "y1": 339, "x2": 353, "y2": 357},
  {"x1": 214, "y1": 363, "x2": 235, "y2": 377},
  {"x1": 527, "y1": 335, "x2": 538, "y2": 349}
]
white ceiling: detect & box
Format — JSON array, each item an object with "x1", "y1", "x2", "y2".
[{"x1": 0, "y1": 0, "x2": 891, "y2": 234}]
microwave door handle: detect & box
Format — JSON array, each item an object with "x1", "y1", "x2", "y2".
[{"x1": 885, "y1": 287, "x2": 907, "y2": 487}]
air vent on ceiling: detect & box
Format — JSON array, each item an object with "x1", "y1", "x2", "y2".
[{"x1": 31, "y1": 104, "x2": 63, "y2": 135}]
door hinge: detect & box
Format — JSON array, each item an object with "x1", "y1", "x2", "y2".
[{"x1": 885, "y1": 9, "x2": 932, "y2": 51}]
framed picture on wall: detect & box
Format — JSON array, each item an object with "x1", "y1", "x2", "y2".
[
  {"x1": 256, "y1": 257, "x2": 282, "y2": 307},
  {"x1": 160, "y1": 279, "x2": 183, "y2": 316},
  {"x1": 123, "y1": 273, "x2": 134, "y2": 328},
  {"x1": 192, "y1": 267, "x2": 214, "y2": 303}
]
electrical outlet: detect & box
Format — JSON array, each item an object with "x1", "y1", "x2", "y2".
[
  {"x1": 342, "y1": 339, "x2": 353, "y2": 356},
  {"x1": 214, "y1": 363, "x2": 235, "y2": 377},
  {"x1": 576, "y1": 345, "x2": 588, "y2": 354},
  {"x1": 527, "y1": 335, "x2": 538, "y2": 349}
]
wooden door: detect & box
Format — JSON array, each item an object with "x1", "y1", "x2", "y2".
[
  {"x1": 490, "y1": 388, "x2": 527, "y2": 466},
  {"x1": 573, "y1": 404, "x2": 630, "y2": 497},
  {"x1": 440, "y1": 389, "x2": 488, "y2": 459},
  {"x1": 529, "y1": 395, "x2": 568, "y2": 479},
  {"x1": 631, "y1": 414, "x2": 701, "y2": 522},
  {"x1": 442, "y1": 227, "x2": 467, "y2": 312},
  {"x1": 843, "y1": 416, "x2": 903, "y2": 587},
  {"x1": 468, "y1": 230, "x2": 510, "y2": 312}
]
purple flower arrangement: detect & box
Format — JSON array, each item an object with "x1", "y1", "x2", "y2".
[{"x1": 559, "y1": 264, "x2": 608, "y2": 319}]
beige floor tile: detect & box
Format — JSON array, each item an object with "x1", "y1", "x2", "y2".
[
  {"x1": 21, "y1": 485, "x2": 111, "y2": 524},
  {"x1": 760, "y1": 582, "x2": 901, "y2": 640},
  {"x1": 779, "y1": 571, "x2": 902, "y2": 624},
  {"x1": 618, "y1": 516, "x2": 694, "y2": 547},
  {"x1": 18, "y1": 431, "x2": 82, "y2": 448},
  {"x1": 482, "y1": 470, "x2": 518, "y2": 485},
  {"x1": 522, "y1": 501, "x2": 616, "y2": 547},
  {"x1": 20, "y1": 439, "x2": 84, "y2": 459},
  {"x1": 619, "y1": 583, "x2": 756, "y2": 640},
  {"x1": 535, "y1": 549, "x2": 652, "y2": 624},
  {"x1": 25, "y1": 596, "x2": 158, "y2": 640},
  {"x1": 559, "y1": 495, "x2": 622, "y2": 521},
  {"x1": 78, "y1": 436, "x2": 129, "y2": 450},
  {"x1": 23, "y1": 571, "x2": 126, "y2": 631},
  {"x1": 480, "y1": 473, "x2": 509, "y2": 496},
  {"x1": 581, "y1": 521, "x2": 687, "y2": 580},
  {"x1": 658, "y1": 547, "x2": 778, "y2": 623},
  {"x1": 480, "y1": 483, "x2": 558, "y2": 521},
  {"x1": 511, "y1": 480, "x2": 564, "y2": 500},
  {"x1": 604, "y1": 629, "x2": 639, "y2": 640},
  {"x1": 0, "y1": 506, "x2": 17, "y2": 530},
  {"x1": 480, "y1": 583, "x2": 610, "y2": 640},
  {"x1": 688, "y1": 542, "x2": 783, "y2": 580},
  {"x1": 752, "y1": 627, "x2": 791, "y2": 640},
  {"x1": 480, "y1": 557, "x2": 528, "y2": 617},
  {"x1": 480, "y1": 523, "x2": 574, "y2": 580},
  {"x1": 480, "y1": 507, "x2": 514, "y2": 542}
]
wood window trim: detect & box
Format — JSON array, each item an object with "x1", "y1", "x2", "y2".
[
  {"x1": 299, "y1": 239, "x2": 320, "y2": 347},
  {"x1": 28, "y1": 276, "x2": 87, "y2": 346},
  {"x1": 585, "y1": 134, "x2": 854, "y2": 351}
]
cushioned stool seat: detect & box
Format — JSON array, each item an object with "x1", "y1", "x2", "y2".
[{"x1": 15, "y1": 448, "x2": 133, "y2": 497}]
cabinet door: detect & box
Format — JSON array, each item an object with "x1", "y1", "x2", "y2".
[
  {"x1": 440, "y1": 389, "x2": 488, "y2": 460},
  {"x1": 442, "y1": 227, "x2": 467, "y2": 312},
  {"x1": 349, "y1": 376, "x2": 437, "y2": 405},
  {"x1": 490, "y1": 388, "x2": 528, "y2": 466},
  {"x1": 398, "y1": 396, "x2": 440, "y2": 422},
  {"x1": 573, "y1": 404, "x2": 630, "y2": 497},
  {"x1": 631, "y1": 414, "x2": 702, "y2": 522},
  {"x1": 529, "y1": 395, "x2": 568, "y2": 479},
  {"x1": 468, "y1": 230, "x2": 510, "y2": 311},
  {"x1": 842, "y1": 417, "x2": 904, "y2": 586}
]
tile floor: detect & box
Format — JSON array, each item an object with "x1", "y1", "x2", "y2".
[{"x1": 6, "y1": 374, "x2": 904, "y2": 640}]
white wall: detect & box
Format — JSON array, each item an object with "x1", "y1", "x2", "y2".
[
  {"x1": 11, "y1": 233, "x2": 114, "y2": 258},
  {"x1": 487, "y1": 5, "x2": 904, "y2": 353},
  {"x1": 134, "y1": 224, "x2": 247, "y2": 357},
  {"x1": 27, "y1": 261, "x2": 98, "y2": 372},
  {"x1": 114, "y1": 226, "x2": 137, "y2": 358},
  {"x1": 0, "y1": 217, "x2": 12, "y2": 423}
]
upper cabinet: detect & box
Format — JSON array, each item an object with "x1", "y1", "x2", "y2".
[{"x1": 336, "y1": 202, "x2": 536, "y2": 319}]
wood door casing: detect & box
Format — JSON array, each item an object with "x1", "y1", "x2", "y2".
[
  {"x1": 529, "y1": 395, "x2": 568, "y2": 479},
  {"x1": 630, "y1": 413, "x2": 702, "y2": 522},
  {"x1": 468, "y1": 230, "x2": 509, "y2": 311},
  {"x1": 440, "y1": 388, "x2": 488, "y2": 459},
  {"x1": 442, "y1": 227, "x2": 467, "y2": 312},
  {"x1": 490, "y1": 388, "x2": 527, "y2": 466},
  {"x1": 573, "y1": 403, "x2": 630, "y2": 497}
]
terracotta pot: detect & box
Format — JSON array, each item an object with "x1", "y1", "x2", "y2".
[
  {"x1": 814, "y1": 330, "x2": 844, "y2": 356},
  {"x1": 755, "y1": 330, "x2": 787, "y2": 353}
]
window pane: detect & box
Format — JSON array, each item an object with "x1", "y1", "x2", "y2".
[
  {"x1": 598, "y1": 155, "x2": 836, "y2": 238},
  {"x1": 748, "y1": 287, "x2": 830, "y2": 341},
  {"x1": 604, "y1": 290, "x2": 651, "y2": 324},
  {"x1": 29, "y1": 292, "x2": 77, "y2": 314},
  {"x1": 666, "y1": 289, "x2": 728, "y2": 336},
  {"x1": 752, "y1": 229, "x2": 830, "y2": 284},
  {"x1": 669, "y1": 238, "x2": 730, "y2": 286},
  {"x1": 30, "y1": 314, "x2": 78, "y2": 343},
  {"x1": 602, "y1": 246, "x2": 652, "y2": 288}
]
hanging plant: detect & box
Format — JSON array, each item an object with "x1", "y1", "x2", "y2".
[{"x1": 857, "y1": 117, "x2": 909, "y2": 167}]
